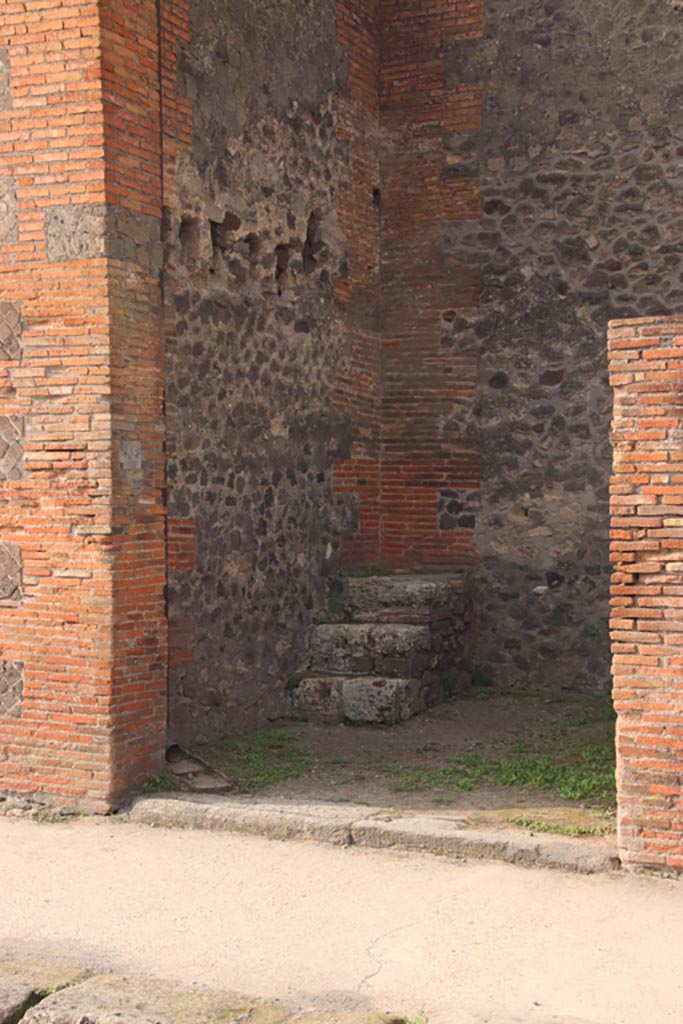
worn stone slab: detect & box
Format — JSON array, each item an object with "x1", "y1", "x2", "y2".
[
  {"x1": 130, "y1": 796, "x2": 620, "y2": 875},
  {"x1": 351, "y1": 816, "x2": 620, "y2": 875},
  {"x1": 342, "y1": 573, "x2": 466, "y2": 624},
  {"x1": 0, "y1": 959, "x2": 89, "y2": 1024},
  {"x1": 129, "y1": 795, "x2": 377, "y2": 845},
  {"x1": 21, "y1": 974, "x2": 289, "y2": 1024},
  {"x1": 19, "y1": 974, "x2": 399, "y2": 1024}
]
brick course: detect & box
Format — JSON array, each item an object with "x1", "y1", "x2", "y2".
[{"x1": 609, "y1": 316, "x2": 683, "y2": 873}]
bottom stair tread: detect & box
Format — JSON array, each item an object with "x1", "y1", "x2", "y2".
[{"x1": 289, "y1": 674, "x2": 425, "y2": 725}]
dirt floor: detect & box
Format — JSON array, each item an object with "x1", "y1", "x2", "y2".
[{"x1": 178, "y1": 689, "x2": 617, "y2": 838}]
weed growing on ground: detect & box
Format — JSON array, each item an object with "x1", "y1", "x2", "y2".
[
  {"x1": 203, "y1": 729, "x2": 311, "y2": 791},
  {"x1": 143, "y1": 773, "x2": 176, "y2": 794},
  {"x1": 510, "y1": 815, "x2": 612, "y2": 838},
  {"x1": 389, "y1": 740, "x2": 616, "y2": 807}
]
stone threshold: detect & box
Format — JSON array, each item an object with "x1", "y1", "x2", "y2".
[{"x1": 128, "y1": 794, "x2": 620, "y2": 875}]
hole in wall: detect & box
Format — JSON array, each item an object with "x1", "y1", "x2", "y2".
[
  {"x1": 210, "y1": 211, "x2": 242, "y2": 254},
  {"x1": 372, "y1": 187, "x2": 381, "y2": 212},
  {"x1": 275, "y1": 243, "x2": 290, "y2": 295},
  {"x1": 302, "y1": 210, "x2": 323, "y2": 273},
  {"x1": 178, "y1": 215, "x2": 201, "y2": 264}
]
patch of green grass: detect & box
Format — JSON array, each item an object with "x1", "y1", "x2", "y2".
[
  {"x1": 204, "y1": 728, "x2": 311, "y2": 792},
  {"x1": 388, "y1": 740, "x2": 616, "y2": 807},
  {"x1": 391, "y1": 753, "x2": 489, "y2": 793},
  {"x1": 510, "y1": 816, "x2": 612, "y2": 838},
  {"x1": 143, "y1": 773, "x2": 176, "y2": 794},
  {"x1": 493, "y1": 743, "x2": 616, "y2": 803}
]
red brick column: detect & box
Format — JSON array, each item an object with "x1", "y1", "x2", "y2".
[
  {"x1": 609, "y1": 315, "x2": 683, "y2": 872},
  {"x1": 333, "y1": 0, "x2": 383, "y2": 568},
  {"x1": 0, "y1": 0, "x2": 167, "y2": 810},
  {"x1": 378, "y1": 0, "x2": 483, "y2": 569}
]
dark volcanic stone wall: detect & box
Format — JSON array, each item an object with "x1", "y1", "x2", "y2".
[
  {"x1": 164, "y1": 0, "x2": 353, "y2": 743},
  {"x1": 444, "y1": 0, "x2": 683, "y2": 690}
]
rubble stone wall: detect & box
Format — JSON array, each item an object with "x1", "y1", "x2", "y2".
[
  {"x1": 451, "y1": 0, "x2": 683, "y2": 690},
  {"x1": 161, "y1": 0, "x2": 372, "y2": 743}
]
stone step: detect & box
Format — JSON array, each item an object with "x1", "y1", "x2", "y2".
[
  {"x1": 331, "y1": 572, "x2": 468, "y2": 624},
  {"x1": 309, "y1": 622, "x2": 433, "y2": 676},
  {"x1": 289, "y1": 674, "x2": 425, "y2": 724}
]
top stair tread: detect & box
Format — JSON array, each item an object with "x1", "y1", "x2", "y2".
[{"x1": 339, "y1": 572, "x2": 468, "y2": 623}]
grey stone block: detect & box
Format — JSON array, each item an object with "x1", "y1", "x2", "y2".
[
  {"x1": 0, "y1": 48, "x2": 11, "y2": 111},
  {"x1": 0, "y1": 301, "x2": 22, "y2": 361},
  {"x1": 0, "y1": 415, "x2": 24, "y2": 480},
  {"x1": 45, "y1": 204, "x2": 162, "y2": 270},
  {"x1": 0, "y1": 542, "x2": 22, "y2": 602},
  {"x1": 309, "y1": 623, "x2": 431, "y2": 675},
  {"x1": 0, "y1": 660, "x2": 23, "y2": 719},
  {"x1": 290, "y1": 674, "x2": 424, "y2": 724},
  {"x1": 45, "y1": 204, "x2": 107, "y2": 262},
  {"x1": 0, "y1": 177, "x2": 18, "y2": 246}
]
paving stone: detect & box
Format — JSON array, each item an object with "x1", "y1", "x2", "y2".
[
  {"x1": 0, "y1": 959, "x2": 89, "y2": 1024},
  {"x1": 21, "y1": 974, "x2": 289, "y2": 1024}
]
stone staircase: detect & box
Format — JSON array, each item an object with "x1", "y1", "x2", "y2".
[{"x1": 288, "y1": 573, "x2": 472, "y2": 725}]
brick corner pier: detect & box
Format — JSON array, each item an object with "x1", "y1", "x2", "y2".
[
  {"x1": 609, "y1": 314, "x2": 683, "y2": 873},
  {"x1": 0, "y1": 0, "x2": 167, "y2": 811}
]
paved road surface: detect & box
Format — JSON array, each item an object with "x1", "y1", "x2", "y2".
[{"x1": 0, "y1": 816, "x2": 681, "y2": 1024}]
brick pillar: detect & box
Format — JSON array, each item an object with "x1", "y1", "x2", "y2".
[
  {"x1": 0, "y1": 0, "x2": 167, "y2": 810},
  {"x1": 378, "y1": 0, "x2": 483, "y2": 569},
  {"x1": 609, "y1": 315, "x2": 683, "y2": 873},
  {"x1": 333, "y1": 0, "x2": 383, "y2": 569}
]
